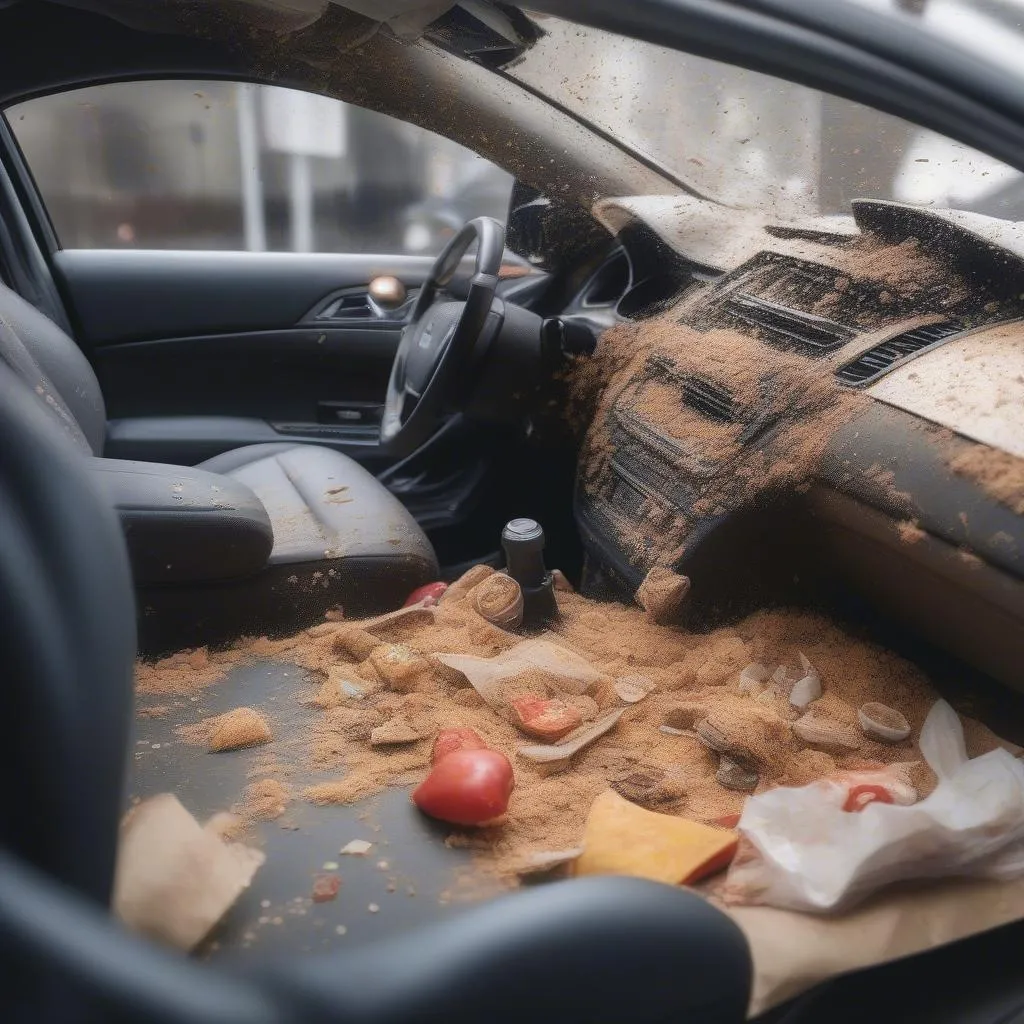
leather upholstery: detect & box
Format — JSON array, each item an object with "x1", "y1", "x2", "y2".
[
  {"x1": 200, "y1": 443, "x2": 437, "y2": 569},
  {"x1": 89, "y1": 458, "x2": 274, "y2": 584},
  {"x1": 0, "y1": 283, "x2": 105, "y2": 454},
  {"x1": 0, "y1": 281, "x2": 440, "y2": 648}
]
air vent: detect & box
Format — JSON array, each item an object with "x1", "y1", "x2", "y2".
[
  {"x1": 723, "y1": 293, "x2": 856, "y2": 355},
  {"x1": 681, "y1": 375, "x2": 736, "y2": 422},
  {"x1": 835, "y1": 321, "x2": 965, "y2": 385}
]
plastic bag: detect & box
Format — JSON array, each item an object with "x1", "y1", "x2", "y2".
[{"x1": 723, "y1": 700, "x2": 1024, "y2": 912}]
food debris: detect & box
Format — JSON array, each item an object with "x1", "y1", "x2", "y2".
[
  {"x1": 177, "y1": 707, "x2": 273, "y2": 752},
  {"x1": 312, "y1": 874, "x2": 341, "y2": 903},
  {"x1": 367, "y1": 903, "x2": 380, "y2": 913},
  {"x1": 340, "y1": 840, "x2": 373, "y2": 856},
  {"x1": 135, "y1": 563, "x2": 1014, "y2": 891}
]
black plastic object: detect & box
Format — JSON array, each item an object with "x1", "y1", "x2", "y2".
[
  {"x1": 257, "y1": 877, "x2": 753, "y2": 1024},
  {"x1": 502, "y1": 516, "x2": 559, "y2": 626}
]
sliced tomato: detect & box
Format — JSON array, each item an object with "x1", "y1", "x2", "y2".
[
  {"x1": 510, "y1": 695, "x2": 582, "y2": 742},
  {"x1": 404, "y1": 581, "x2": 448, "y2": 608},
  {"x1": 431, "y1": 727, "x2": 487, "y2": 765},
  {"x1": 412, "y1": 748, "x2": 515, "y2": 826},
  {"x1": 843, "y1": 783, "x2": 896, "y2": 812}
]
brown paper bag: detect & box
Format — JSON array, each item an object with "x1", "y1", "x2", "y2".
[
  {"x1": 113, "y1": 794, "x2": 265, "y2": 952},
  {"x1": 722, "y1": 876, "x2": 1024, "y2": 1017}
]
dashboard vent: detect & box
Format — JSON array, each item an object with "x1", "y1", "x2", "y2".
[
  {"x1": 681, "y1": 375, "x2": 736, "y2": 423},
  {"x1": 835, "y1": 321, "x2": 964, "y2": 385},
  {"x1": 723, "y1": 293, "x2": 857, "y2": 355}
]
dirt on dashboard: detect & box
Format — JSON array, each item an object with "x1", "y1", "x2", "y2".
[
  {"x1": 568, "y1": 315, "x2": 866, "y2": 566},
  {"x1": 561, "y1": 229, "x2": 1000, "y2": 569}
]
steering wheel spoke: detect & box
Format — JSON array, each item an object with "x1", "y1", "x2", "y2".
[{"x1": 380, "y1": 217, "x2": 505, "y2": 456}]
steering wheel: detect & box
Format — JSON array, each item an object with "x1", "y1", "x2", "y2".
[{"x1": 380, "y1": 216, "x2": 505, "y2": 456}]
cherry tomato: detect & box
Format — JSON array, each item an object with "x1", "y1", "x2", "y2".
[
  {"x1": 404, "y1": 581, "x2": 448, "y2": 607},
  {"x1": 843, "y1": 784, "x2": 896, "y2": 812},
  {"x1": 510, "y1": 695, "x2": 582, "y2": 741},
  {"x1": 431, "y1": 727, "x2": 487, "y2": 765},
  {"x1": 412, "y1": 748, "x2": 514, "y2": 826}
]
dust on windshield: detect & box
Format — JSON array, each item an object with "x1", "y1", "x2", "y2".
[{"x1": 509, "y1": 11, "x2": 1024, "y2": 222}]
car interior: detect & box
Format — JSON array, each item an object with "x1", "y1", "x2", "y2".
[{"x1": 1, "y1": 0, "x2": 1023, "y2": 1022}]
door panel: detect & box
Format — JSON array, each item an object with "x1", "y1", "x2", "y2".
[
  {"x1": 55, "y1": 249, "x2": 439, "y2": 347},
  {"x1": 54, "y1": 249, "x2": 440, "y2": 464}
]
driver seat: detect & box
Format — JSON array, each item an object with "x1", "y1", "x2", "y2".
[{"x1": 0, "y1": 280, "x2": 439, "y2": 650}]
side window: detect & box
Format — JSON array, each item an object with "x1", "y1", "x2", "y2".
[{"x1": 4, "y1": 81, "x2": 515, "y2": 255}]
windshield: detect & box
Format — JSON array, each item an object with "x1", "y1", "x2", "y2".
[{"x1": 510, "y1": 4, "x2": 1024, "y2": 223}]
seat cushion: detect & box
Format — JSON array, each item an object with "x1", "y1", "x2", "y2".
[{"x1": 199, "y1": 443, "x2": 437, "y2": 570}]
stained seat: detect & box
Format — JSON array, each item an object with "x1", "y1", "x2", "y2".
[{"x1": 0, "y1": 281, "x2": 438, "y2": 650}]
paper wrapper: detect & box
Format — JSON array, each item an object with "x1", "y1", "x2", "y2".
[
  {"x1": 721, "y1": 876, "x2": 1024, "y2": 1017},
  {"x1": 113, "y1": 794, "x2": 265, "y2": 952}
]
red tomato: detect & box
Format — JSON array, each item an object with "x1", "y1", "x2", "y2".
[
  {"x1": 412, "y1": 748, "x2": 514, "y2": 826},
  {"x1": 404, "y1": 581, "x2": 448, "y2": 608},
  {"x1": 843, "y1": 784, "x2": 896, "y2": 812},
  {"x1": 431, "y1": 727, "x2": 487, "y2": 765},
  {"x1": 510, "y1": 695, "x2": 582, "y2": 741}
]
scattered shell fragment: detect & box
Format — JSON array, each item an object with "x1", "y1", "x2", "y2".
[
  {"x1": 615, "y1": 675, "x2": 656, "y2": 704},
  {"x1": 472, "y1": 574, "x2": 524, "y2": 630},
  {"x1": 517, "y1": 709, "x2": 624, "y2": 765},
  {"x1": 515, "y1": 848, "x2": 583, "y2": 876},
  {"x1": 738, "y1": 663, "x2": 769, "y2": 695},
  {"x1": 792, "y1": 714, "x2": 862, "y2": 753},
  {"x1": 340, "y1": 840, "x2": 373, "y2": 856},
  {"x1": 369, "y1": 719, "x2": 422, "y2": 746},
  {"x1": 775, "y1": 653, "x2": 822, "y2": 708},
  {"x1": 696, "y1": 718, "x2": 733, "y2": 755},
  {"x1": 550, "y1": 569, "x2": 574, "y2": 593},
  {"x1": 697, "y1": 707, "x2": 789, "y2": 767},
  {"x1": 663, "y1": 703, "x2": 705, "y2": 731},
  {"x1": 635, "y1": 566, "x2": 692, "y2": 625},
  {"x1": 858, "y1": 702, "x2": 911, "y2": 743},
  {"x1": 716, "y1": 756, "x2": 759, "y2": 792}
]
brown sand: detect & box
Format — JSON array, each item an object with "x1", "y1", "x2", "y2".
[
  {"x1": 136, "y1": 646, "x2": 243, "y2": 696},
  {"x1": 570, "y1": 316, "x2": 865, "y2": 565},
  {"x1": 950, "y1": 445, "x2": 1024, "y2": 515},
  {"x1": 897, "y1": 520, "x2": 927, "y2": 545},
  {"x1": 177, "y1": 707, "x2": 273, "y2": 752},
  {"x1": 140, "y1": 573, "x2": 1014, "y2": 887}
]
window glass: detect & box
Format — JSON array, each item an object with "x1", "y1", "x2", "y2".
[
  {"x1": 510, "y1": 13, "x2": 1024, "y2": 222},
  {"x1": 5, "y1": 81, "x2": 515, "y2": 254}
]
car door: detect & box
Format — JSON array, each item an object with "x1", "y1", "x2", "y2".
[{"x1": 2, "y1": 79, "x2": 516, "y2": 467}]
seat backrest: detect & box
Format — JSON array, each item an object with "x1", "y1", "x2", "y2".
[{"x1": 0, "y1": 281, "x2": 105, "y2": 454}]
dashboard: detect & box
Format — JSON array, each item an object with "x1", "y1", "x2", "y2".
[{"x1": 565, "y1": 198, "x2": 1024, "y2": 693}]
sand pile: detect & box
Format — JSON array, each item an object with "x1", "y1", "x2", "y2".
[{"x1": 134, "y1": 566, "x2": 1014, "y2": 885}]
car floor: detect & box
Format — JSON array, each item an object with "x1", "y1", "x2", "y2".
[{"x1": 130, "y1": 659, "x2": 491, "y2": 960}]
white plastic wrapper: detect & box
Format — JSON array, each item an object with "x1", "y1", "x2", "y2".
[{"x1": 724, "y1": 700, "x2": 1024, "y2": 912}]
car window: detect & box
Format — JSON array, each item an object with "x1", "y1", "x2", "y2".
[{"x1": 4, "y1": 80, "x2": 515, "y2": 255}]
